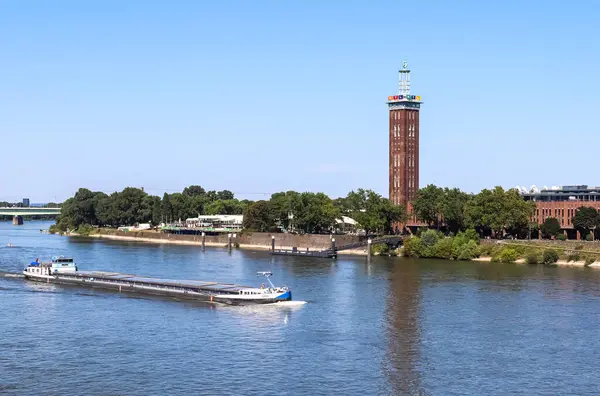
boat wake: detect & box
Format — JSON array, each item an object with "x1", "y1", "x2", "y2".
[
  {"x1": 226, "y1": 300, "x2": 307, "y2": 311},
  {"x1": 0, "y1": 271, "x2": 24, "y2": 279},
  {"x1": 273, "y1": 300, "x2": 307, "y2": 307}
]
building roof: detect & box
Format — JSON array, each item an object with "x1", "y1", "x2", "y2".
[
  {"x1": 518, "y1": 184, "x2": 600, "y2": 202},
  {"x1": 186, "y1": 214, "x2": 243, "y2": 223},
  {"x1": 517, "y1": 185, "x2": 600, "y2": 195},
  {"x1": 335, "y1": 216, "x2": 358, "y2": 225}
]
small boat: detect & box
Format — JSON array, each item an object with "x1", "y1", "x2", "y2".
[
  {"x1": 7, "y1": 241, "x2": 13, "y2": 247},
  {"x1": 23, "y1": 257, "x2": 291, "y2": 305}
]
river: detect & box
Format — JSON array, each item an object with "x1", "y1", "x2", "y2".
[{"x1": 1, "y1": 221, "x2": 600, "y2": 395}]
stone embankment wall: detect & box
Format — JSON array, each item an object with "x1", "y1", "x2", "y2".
[{"x1": 94, "y1": 228, "x2": 363, "y2": 250}]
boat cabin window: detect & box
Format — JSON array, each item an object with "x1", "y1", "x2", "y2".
[{"x1": 53, "y1": 258, "x2": 73, "y2": 263}]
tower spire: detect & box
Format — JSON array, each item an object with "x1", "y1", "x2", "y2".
[{"x1": 398, "y1": 60, "x2": 411, "y2": 95}]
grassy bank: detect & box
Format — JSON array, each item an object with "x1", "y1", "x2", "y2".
[
  {"x1": 480, "y1": 240, "x2": 600, "y2": 266},
  {"x1": 401, "y1": 229, "x2": 600, "y2": 266}
]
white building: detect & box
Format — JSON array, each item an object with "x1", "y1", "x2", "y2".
[
  {"x1": 185, "y1": 215, "x2": 243, "y2": 231},
  {"x1": 335, "y1": 216, "x2": 362, "y2": 234}
]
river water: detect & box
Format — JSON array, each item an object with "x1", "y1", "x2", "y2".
[{"x1": 2, "y1": 221, "x2": 600, "y2": 395}]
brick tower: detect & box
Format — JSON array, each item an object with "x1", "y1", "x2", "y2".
[{"x1": 388, "y1": 61, "x2": 421, "y2": 209}]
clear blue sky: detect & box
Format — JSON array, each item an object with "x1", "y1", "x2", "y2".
[{"x1": 1, "y1": 0, "x2": 598, "y2": 203}]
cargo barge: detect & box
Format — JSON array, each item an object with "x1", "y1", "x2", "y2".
[{"x1": 23, "y1": 256, "x2": 292, "y2": 305}]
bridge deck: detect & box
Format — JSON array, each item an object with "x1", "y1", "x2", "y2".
[{"x1": 0, "y1": 207, "x2": 61, "y2": 216}]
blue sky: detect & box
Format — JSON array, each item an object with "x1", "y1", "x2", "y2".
[{"x1": 1, "y1": 0, "x2": 598, "y2": 203}]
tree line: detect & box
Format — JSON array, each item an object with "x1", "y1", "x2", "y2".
[
  {"x1": 54, "y1": 186, "x2": 405, "y2": 235},
  {"x1": 411, "y1": 185, "x2": 536, "y2": 237},
  {"x1": 412, "y1": 184, "x2": 600, "y2": 239},
  {"x1": 243, "y1": 188, "x2": 405, "y2": 234},
  {"x1": 54, "y1": 186, "x2": 249, "y2": 232}
]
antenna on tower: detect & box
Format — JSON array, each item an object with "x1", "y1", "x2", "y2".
[{"x1": 398, "y1": 60, "x2": 411, "y2": 95}]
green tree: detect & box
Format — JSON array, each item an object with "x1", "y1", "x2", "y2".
[
  {"x1": 55, "y1": 197, "x2": 76, "y2": 231},
  {"x1": 110, "y1": 187, "x2": 151, "y2": 226},
  {"x1": 503, "y1": 189, "x2": 536, "y2": 237},
  {"x1": 183, "y1": 185, "x2": 206, "y2": 197},
  {"x1": 294, "y1": 192, "x2": 339, "y2": 234},
  {"x1": 238, "y1": 199, "x2": 252, "y2": 215},
  {"x1": 186, "y1": 194, "x2": 207, "y2": 217},
  {"x1": 55, "y1": 188, "x2": 106, "y2": 231},
  {"x1": 541, "y1": 217, "x2": 561, "y2": 239},
  {"x1": 342, "y1": 189, "x2": 405, "y2": 235},
  {"x1": 441, "y1": 188, "x2": 471, "y2": 233},
  {"x1": 332, "y1": 197, "x2": 351, "y2": 214},
  {"x1": 169, "y1": 193, "x2": 192, "y2": 221},
  {"x1": 572, "y1": 206, "x2": 600, "y2": 238},
  {"x1": 270, "y1": 191, "x2": 302, "y2": 232},
  {"x1": 148, "y1": 195, "x2": 162, "y2": 226},
  {"x1": 217, "y1": 190, "x2": 234, "y2": 200},
  {"x1": 243, "y1": 200, "x2": 275, "y2": 232},
  {"x1": 465, "y1": 186, "x2": 535, "y2": 238},
  {"x1": 161, "y1": 192, "x2": 173, "y2": 223},
  {"x1": 419, "y1": 229, "x2": 441, "y2": 257},
  {"x1": 206, "y1": 190, "x2": 218, "y2": 202},
  {"x1": 412, "y1": 184, "x2": 444, "y2": 228},
  {"x1": 205, "y1": 199, "x2": 245, "y2": 215},
  {"x1": 95, "y1": 193, "x2": 117, "y2": 227}
]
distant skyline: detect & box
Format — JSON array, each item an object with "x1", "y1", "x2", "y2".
[{"x1": 1, "y1": 0, "x2": 599, "y2": 202}]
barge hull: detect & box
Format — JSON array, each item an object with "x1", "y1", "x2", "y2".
[{"x1": 23, "y1": 273, "x2": 288, "y2": 306}]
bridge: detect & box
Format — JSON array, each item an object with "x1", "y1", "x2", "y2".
[{"x1": 0, "y1": 207, "x2": 61, "y2": 225}]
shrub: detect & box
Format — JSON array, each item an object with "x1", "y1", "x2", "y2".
[
  {"x1": 76, "y1": 224, "x2": 95, "y2": 236},
  {"x1": 453, "y1": 229, "x2": 479, "y2": 246},
  {"x1": 525, "y1": 252, "x2": 540, "y2": 264},
  {"x1": 402, "y1": 237, "x2": 421, "y2": 257},
  {"x1": 433, "y1": 237, "x2": 453, "y2": 259},
  {"x1": 463, "y1": 228, "x2": 480, "y2": 243},
  {"x1": 542, "y1": 249, "x2": 559, "y2": 265},
  {"x1": 567, "y1": 253, "x2": 581, "y2": 262},
  {"x1": 456, "y1": 240, "x2": 481, "y2": 260},
  {"x1": 585, "y1": 256, "x2": 596, "y2": 265},
  {"x1": 419, "y1": 230, "x2": 441, "y2": 257},
  {"x1": 372, "y1": 243, "x2": 391, "y2": 256},
  {"x1": 478, "y1": 243, "x2": 496, "y2": 257},
  {"x1": 586, "y1": 233, "x2": 594, "y2": 241},
  {"x1": 556, "y1": 234, "x2": 567, "y2": 241},
  {"x1": 492, "y1": 247, "x2": 518, "y2": 263}
]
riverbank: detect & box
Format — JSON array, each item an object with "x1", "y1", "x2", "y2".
[
  {"x1": 59, "y1": 228, "x2": 600, "y2": 265},
  {"x1": 482, "y1": 239, "x2": 600, "y2": 266},
  {"x1": 473, "y1": 255, "x2": 600, "y2": 267},
  {"x1": 63, "y1": 228, "x2": 370, "y2": 256}
]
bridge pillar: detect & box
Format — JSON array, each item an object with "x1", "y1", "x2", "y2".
[{"x1": 12, "y1": 215, "x2": 23, "y2": 225}]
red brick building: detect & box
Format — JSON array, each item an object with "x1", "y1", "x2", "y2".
[
  {"x1": 388, "y1": 62, "x2": 422, "y2": 227},
  {"x1": 522, "y1": 185, "x2": 600, "y2": 239}
]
